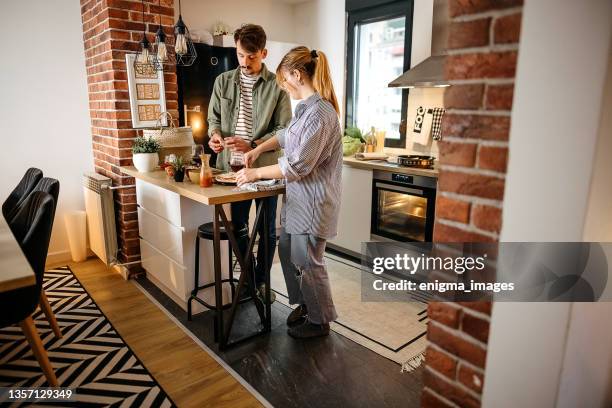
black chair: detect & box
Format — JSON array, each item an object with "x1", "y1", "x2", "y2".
[
  {"x1": 31, "y1": 177, "x2": 60, "y2": 218},
  {"x1": 2, "y1": 167, "x2": 43, "y2": 221},
  {"x1": 33, "y1": 178, "x2": 61, "y2": 338},
  {"x1": 9, "y1": 177, "x2": 62, "y2": 338},
  {"x1": 1, "y1": 191, "x2": 58, "y2": 386},
  {"x1": 187, "y1": 222, "x2": 250, "y2": 339}
]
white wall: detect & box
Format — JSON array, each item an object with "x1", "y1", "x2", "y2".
[
  {"x1": 583, "y1": 47, "x2": 612, "y2": 242},
  {"x1": 484, "y1": 0, "x2": 612, "y2": 407},
  {"x1": 396, "y1": 0, "x2": 441, "y2": 157},
  {"x1": 293, "y1": 0, "x2": 347, "y2": 120},
  {"x1": 178, "y1": 0, "x2": 298, "y2": 43},
  {"x1": 556, "y1": 303, "x2": 612, "y2": 408},
  {"x1": 0, "y1": 0, "x2": 92, "y2": 259}
]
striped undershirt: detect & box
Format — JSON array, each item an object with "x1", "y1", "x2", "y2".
[{"x1": 232, "y1": 70, "x2": 258, "y2": 161}]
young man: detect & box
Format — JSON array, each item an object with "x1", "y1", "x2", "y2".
[{"x1": 207, "y1": 24, "x2": 291, "y2": 303}]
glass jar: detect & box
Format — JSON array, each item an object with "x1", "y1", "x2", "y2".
[{"x1": 199, "y1": 154, "x2": 213, "y2": 187}]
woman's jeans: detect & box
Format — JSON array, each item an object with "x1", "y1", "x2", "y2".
[{"x1": 278, "y1": 227, "x2": 337, "y2": 325}]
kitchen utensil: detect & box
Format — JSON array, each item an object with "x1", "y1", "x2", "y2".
[{"x1": 396, "y1": 155, "x2": 435, "y2": 169}]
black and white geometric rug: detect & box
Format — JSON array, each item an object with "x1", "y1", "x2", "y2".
[{"x1": 0, "y1": 266, "x2": 175, "y2": 407}]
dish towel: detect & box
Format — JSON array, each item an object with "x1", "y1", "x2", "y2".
[
  {"x1": 430, "y1": 107, "x2": 446, "y2": 140},
  {"x1": 233, "y1": 179, "x2": 285, "y2": 192},
  {"x1": 412, "y1": 106, "x2": 433, "y2": 145}
]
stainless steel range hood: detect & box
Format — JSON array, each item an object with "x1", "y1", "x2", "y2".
[{"x1": 388, "y1": 0, "x2": 450, "y2": 88}]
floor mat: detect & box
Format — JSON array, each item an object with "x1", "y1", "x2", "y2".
[
  {"x1": 0, "y1": 266, "x2": 175, "y2": 407},
  {"x1": 271, "y1": 253, "x2": 428, "y2": 371}
]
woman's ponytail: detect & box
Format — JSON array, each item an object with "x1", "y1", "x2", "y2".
[
  {"x1": 312, "y1": 51, "x2": 340, "y2": 115},
  {"x1": 277, "y1": 46, "x2": 340, "y2": 115}
]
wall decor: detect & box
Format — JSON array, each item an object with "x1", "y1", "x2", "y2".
[{"x1": 126, "y1": 53, "x2": 167, "y2": 128}]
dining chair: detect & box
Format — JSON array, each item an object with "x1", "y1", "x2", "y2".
[
  {"x1": 2, "y1": 167, "x2": 43, "y2": 221},
  {"x1": 2, "y1": 191, "x2": 58, "y2": 386},
  {"x1": 28, "y1": 177, "x2": 61, "y2": 339}
]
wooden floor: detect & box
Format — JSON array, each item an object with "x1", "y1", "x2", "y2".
[{"x1": 48, "y1": 258, "x2": 262, "y2": 408}]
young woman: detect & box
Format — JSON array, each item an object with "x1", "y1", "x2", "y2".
[{"x1": 235, "y1": 46, "x2": 342, "y2": 339}]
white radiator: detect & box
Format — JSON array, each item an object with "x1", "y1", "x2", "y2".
[{"x1": 83, "y1": 172, "x2": 117, "y2": 265}]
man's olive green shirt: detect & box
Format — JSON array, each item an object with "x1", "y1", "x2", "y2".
[{"x1": 207, "y1": 64, "x2": 292, "y2": 172}]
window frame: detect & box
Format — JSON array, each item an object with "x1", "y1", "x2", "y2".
[{"x1": 345, "y1": 0, "x2": 414, "y2": 148}]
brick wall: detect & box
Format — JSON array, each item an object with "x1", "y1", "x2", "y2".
[
  {"x1": 80, "y1": 0, "x2": 178, "y2": 274},
  {"x1": 423, "y1": 0, "x2": 523, "y2": 407}
]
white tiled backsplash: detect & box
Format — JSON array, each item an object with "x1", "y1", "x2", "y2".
[{"x1": 384, "y1": 87, "x2": 446, "y2": 158}]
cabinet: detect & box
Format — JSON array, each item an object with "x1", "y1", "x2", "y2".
[
  {"x1": 328, "y1": 165, "x2": 373, "y2": 256},
  {"x1": 136, "y1": 180, "x2": 231, "y2": 311}
]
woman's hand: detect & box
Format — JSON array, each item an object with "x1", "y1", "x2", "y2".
[
  {"x1": 236, "y1": 168, "x2": 260, "y2": 186},
  {"x1": 243, "y1": 148, "x2": 261, "y2": 168}
]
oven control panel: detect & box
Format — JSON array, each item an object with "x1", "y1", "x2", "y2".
[{"x1": 391, "y1": 173, "x2": 414, "y2": 185}]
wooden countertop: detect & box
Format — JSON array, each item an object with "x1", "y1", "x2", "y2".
[
  {"x1": 0, "y1": 216, "x2": 35, "y2": 293},
  {"x1": 120, "y1": 166, "x2": 285, "y2": 205},
  {"x1": 343, "y1": 156, "x2": 439, "y2": 178}
]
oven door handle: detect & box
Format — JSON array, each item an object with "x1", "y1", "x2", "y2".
[{"x1": 375, "y1": 182, "x2": 423, "y2": 196}]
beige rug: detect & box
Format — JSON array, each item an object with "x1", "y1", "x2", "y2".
[{"x1": 270, "y1": 253, "x2": 428, "y2": 372}]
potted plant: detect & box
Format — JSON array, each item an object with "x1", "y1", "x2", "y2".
[
  {"x1": 171, "y1": 156, "x2": 186, "y2": 182},
  {"x1": 132, "y1": 135, "x2": 161, "y2": 172}
]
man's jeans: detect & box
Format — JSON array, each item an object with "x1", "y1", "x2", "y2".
[{"x1": 230, "y1": 196, "x2": 278, "y2": 287}]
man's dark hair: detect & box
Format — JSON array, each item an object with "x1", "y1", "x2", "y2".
[{"x1": 233, "y1": 24, "x2": 267, "y2": 52}]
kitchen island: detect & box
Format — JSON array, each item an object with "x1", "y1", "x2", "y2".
[{"x1": 120, "y1": 166, "x2": 285, "y2": 349}]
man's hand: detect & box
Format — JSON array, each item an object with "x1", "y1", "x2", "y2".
[
  {"x1": 225, "y1": 137, "x2": 252, "y2": 153},
  {"x1": 208, "y1": 133, "x2": 224, "y2": 153},
  {"x1": 236, "y1": 168, "x2": 260, "y2": 186}
]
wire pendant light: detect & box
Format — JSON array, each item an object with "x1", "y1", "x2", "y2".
[
  {"x1": 134, "y1": 0, "x2": 160, "y2": 75},
  {"x1": 152, "y1": 0, "x2": 175, "y2": 71},
  {"x1": 174, "y1": 0, "x2": 197, "y2": 66}
]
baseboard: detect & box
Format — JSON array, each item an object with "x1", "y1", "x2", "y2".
[{"x1": 46, "y1": 248, "x2": 96, "y2": 266}]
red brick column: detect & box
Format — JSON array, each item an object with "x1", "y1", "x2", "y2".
[
  {"x1": 423, "y1": 1, "x2": 523, "y2": 407},
  {"x1": 80, "y1": 0, "x2": 178, "y2": 274}
]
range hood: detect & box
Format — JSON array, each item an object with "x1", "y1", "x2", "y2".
[{"x1": 388, "y1": 0, "x2": 450, "y2": 88}]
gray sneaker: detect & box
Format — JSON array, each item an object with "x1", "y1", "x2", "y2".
[
  {"x1": 257, "y1": 284, "x2": 276, "y2": 304},
  {"x1": 287, "y1": 320, "x2": 330, "y2": 339}
]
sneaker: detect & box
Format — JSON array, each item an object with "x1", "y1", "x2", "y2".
[
  {"x1": 286, "y1": 304, "x2": 308, "y2": 326},
  {"x1": 257, "y1": 284, "x2": 276, "y2": 304},
  {"x1": 287, "y1": 320, "x2": 330, "y2": 339}
]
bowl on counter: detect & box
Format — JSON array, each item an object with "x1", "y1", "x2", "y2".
[{"x1": 186, "y1": 167, "x2": 200, "y2": 184}]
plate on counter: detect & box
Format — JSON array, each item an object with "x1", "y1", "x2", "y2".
[{"x1": 214, "y1": 172, "x2": 237, "y2": 185}]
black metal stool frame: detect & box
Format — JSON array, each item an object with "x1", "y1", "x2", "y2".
[{"x1": 211, "y1": 200, "x2": 272, "y2": 350}]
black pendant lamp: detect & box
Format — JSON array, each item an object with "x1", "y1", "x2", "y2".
[
  {"x1": 134, "y1": 0, "x2": 160, "y2": 75},
  {"x1": 173, "y1": 0, "x2": 197, "y2": 66},
  {"x1": 152, "y1": 0, "x2": 175, "y2": 70}
]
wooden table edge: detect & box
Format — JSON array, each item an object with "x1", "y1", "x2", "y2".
[
  {"x1": 0, "y1": 274, "x2": 36, "y2": 293},
  {"x1": 120, "y1": 166, "x2": 285, "y2": 205}
]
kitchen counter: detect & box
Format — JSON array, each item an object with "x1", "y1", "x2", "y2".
[
  {"x1": 342, "y1": 156, "x2": 439, "y2": 177},
  {"x1": 120, "y1": 166, "x2": 285, "y2": 205}
]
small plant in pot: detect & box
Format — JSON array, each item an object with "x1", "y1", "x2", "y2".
[
  {"x1": 171, "y1": 156, "x2": 186, "y2": 182},
  {"x1": 132, "y1": 135, "x2": 161, "y2": 172}
]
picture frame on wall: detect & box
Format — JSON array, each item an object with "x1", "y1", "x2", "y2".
[{"x1": 125, "y1": 53, "x2": 167, "y2": 128}]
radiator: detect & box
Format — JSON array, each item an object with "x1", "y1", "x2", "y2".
[{"x1": 83, "y1": 172, "x2": 117, "y2": 265}]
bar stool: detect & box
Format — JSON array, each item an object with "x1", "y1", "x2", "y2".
[{"x1": 187, "y1": 222, "x2": 250, "y2": 337}]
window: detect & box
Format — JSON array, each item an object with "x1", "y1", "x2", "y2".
[{"x1": 346, "y1": 0, "x2": 413, "y2": 148}]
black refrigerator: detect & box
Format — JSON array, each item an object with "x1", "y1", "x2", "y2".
[{"x1": 177, "y1": 42, "x2": 238, "y2": 157}]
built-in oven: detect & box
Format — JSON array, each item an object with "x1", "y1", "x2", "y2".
[{"x1": 371, "y1": 170, "x2": 437, "y2": 242}]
